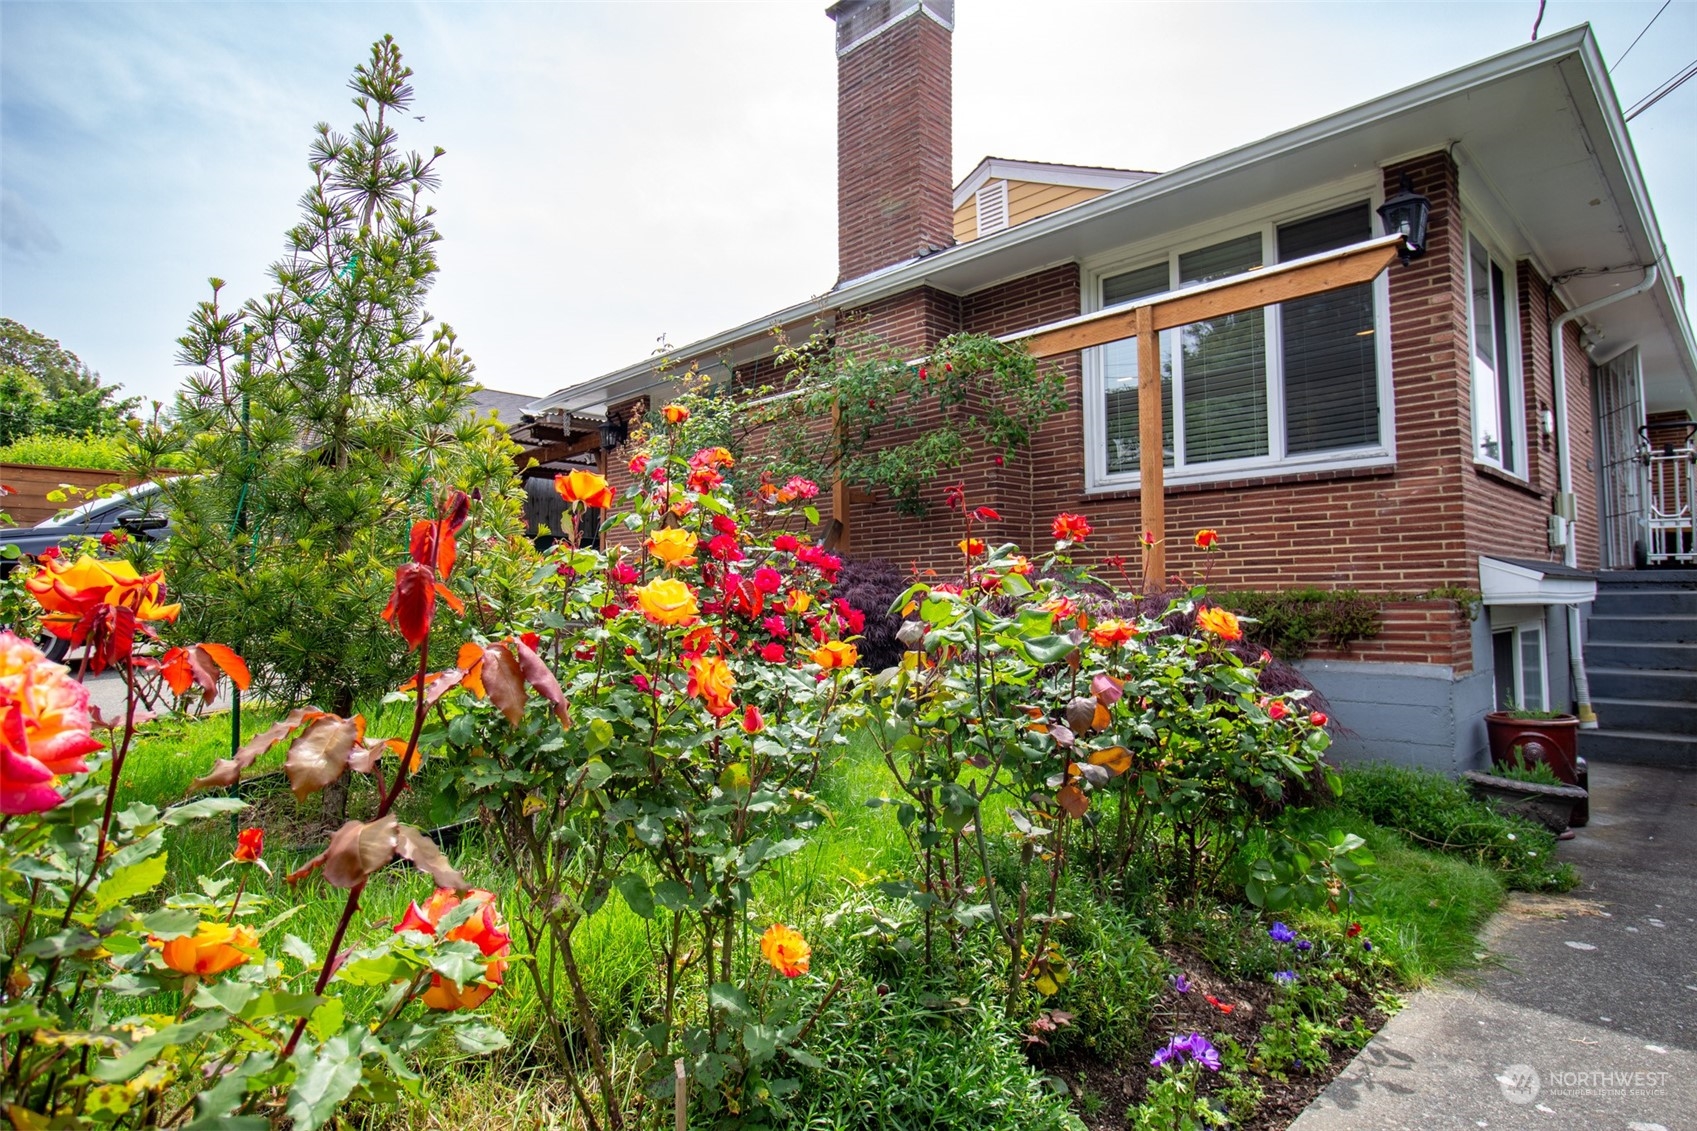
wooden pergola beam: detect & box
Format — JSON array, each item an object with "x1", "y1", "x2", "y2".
[
  {"x1": 1014, "y1": 234, "x2": 1404, "y2": 361},
  {"x1": 1003, "y1": 233, "x2": 1404, "y2": 587},
  {"x1": 517, "y1": 431, "x2": 601, "y2": 473}
]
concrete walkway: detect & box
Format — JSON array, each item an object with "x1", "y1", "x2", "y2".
[{"x1": 1292, "y1": 762, "x2": 1697, "y2": 1131}]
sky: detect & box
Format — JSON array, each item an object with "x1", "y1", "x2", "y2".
[{"x1": 2, "y1": 0, "x2": 1694, "y2": 408}]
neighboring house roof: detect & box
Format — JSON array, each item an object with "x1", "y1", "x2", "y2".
[
  {"x1": 466, "y1": 386, "x2": 539, "y2": 424},
  {"x1": 529, "y1": 25, "x2": 1696, "y2": 418}
]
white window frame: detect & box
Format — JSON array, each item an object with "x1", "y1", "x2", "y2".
[
  {"x1": 1490, "y1": 605, "x2": 1549, "y2": 712},
  {"x1": 1082, "y1": 180, "x2": 1395, "y2": 492},
  {"x1": 1464, "y1": 226, "x2": 1528, "y2": 479}
]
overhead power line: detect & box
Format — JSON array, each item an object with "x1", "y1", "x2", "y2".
[
  {"x1": 1625, "y1": 55, "x2": 1697, "y2": 121},
  {"x1": 1613, "y1": 0, "x2": 1671, "y2": 70}
]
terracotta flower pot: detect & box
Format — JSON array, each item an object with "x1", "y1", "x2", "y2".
[{"x1": 1484, "y1": 711, "x2": 1580, "y2": 783}]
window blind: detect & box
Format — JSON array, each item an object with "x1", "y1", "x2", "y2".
[
  {"x1": 1179, "y1": 235, "x2": 1267, "y2": 464},
  {"x1": 1101, "y1": 262, "x2": 1173, "y2": 473},
  {"x1": 1277, "y1": 204, "x2": 1379, "y2": 454}
]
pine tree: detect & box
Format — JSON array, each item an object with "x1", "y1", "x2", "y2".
[{"x1": 167, "y1": 36, "x2": 525, "y2": 724}]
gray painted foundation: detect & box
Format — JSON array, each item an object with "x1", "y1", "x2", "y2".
[
  {"x1": 1298, "y1": 659, "x2": 1495, "y2": 774},
  {"x1": 1298, "y1": 601, "x2": 1591, "y2": 776}
]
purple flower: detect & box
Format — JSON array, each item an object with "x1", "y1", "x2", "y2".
[
  {"x1": 1150, "y1": 1032, "x2": 1222, "y2": 1073},
  {"x1": 1295, "y1": 939, "x2": 1313, "y2": 953},
  {"x1": 1168, "y1": 973, "x2": 1192, "y2": 994},
  {"x1": 1363, "y1": 939, "x2": 1373, "y2": 952},
  {"x1": 1274, "y1": 970, "x2": 1296, "y2": 985},
  {"x1": 1269, "y1": 921, "x2": 1296, "y2": 944}
]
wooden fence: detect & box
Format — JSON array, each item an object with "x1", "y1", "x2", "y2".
[{"x1": 0, "y1": 463, "x2": 136, "y2": 527}]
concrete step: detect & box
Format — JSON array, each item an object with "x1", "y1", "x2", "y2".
[
  {"x1": 1588, "y1": 667, "x2": 1697, "y2": 703},
  {"x1": 1582, "y1": 640, "x2": 1697, "y2": 670},
  {"x1": 1591, "y1": 698, "x2": 1697, "y2": 735},
  {"x1": 1596, "y1": 569, "x2": 1697, "y2": 589},
  {"x1": 1586, "y1": 614, "x2": 1697, "y2": 644},
  {"x1": 1593, "y1": 590, "x2": 1697, "y2": 617},
  {"x1": 1579, "y1": 728, "x2": 1697, "y2": 769}
]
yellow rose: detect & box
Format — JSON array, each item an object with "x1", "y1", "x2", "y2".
[
  {"x1": 810, "y1": 640, "x2": 859, "y2": 670},
  {"x1": 646, "y1": 527, "x2": 698, "y2": 566},
  {"x1": 634, "y1": 578, "x2": 700, "y2": 626}
]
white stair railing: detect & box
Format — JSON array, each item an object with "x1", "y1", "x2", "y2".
[{"x1": 1641, "y1": 424, "x2": 1696, "y2": 566}]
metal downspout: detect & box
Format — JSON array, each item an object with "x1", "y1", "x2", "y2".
[{"x1": 1551, "y1": 264, "x2": 1659, "y2": 729}]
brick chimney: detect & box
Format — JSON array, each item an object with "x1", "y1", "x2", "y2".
[{"x1": 827, "y1": 0, "x2": 955, "y2": 283}]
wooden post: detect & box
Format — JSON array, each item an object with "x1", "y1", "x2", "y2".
[
  {"x1": 1136, "y1": 304, "x2": 1164, "y2": 590},
  {"x1": 827, "y1": 398, "x2": 851, "y2": 553}
]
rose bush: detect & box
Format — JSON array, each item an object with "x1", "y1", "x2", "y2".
[
  {"x1": 0, "y1": 490, "x2": 517, "y2": 1130},
  {"x1": 416, "y1": 412, "x2": 862, "y2": 1128},
  {"x1": 862, "y1": 489, "x2": 1357, "y2": 1014}
]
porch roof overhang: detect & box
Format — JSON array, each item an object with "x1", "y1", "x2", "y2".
[
  {"x1": 530, "y1": 24, "x2": 1696, "y2": 419},
  {"x1": 1479, "y1": 556, "x2": 1598, "y2": 606}
]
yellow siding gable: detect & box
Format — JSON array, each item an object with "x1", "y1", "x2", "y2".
[{"x1": 952, "y1": 180, "x2": 1108, "y2": 242}]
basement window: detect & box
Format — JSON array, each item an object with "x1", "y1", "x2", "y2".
[
  {"x1": 1085, "y1": 200, "x2": 1389, "y2": 488},
  {"x1": 975, "y1": 180, "x2": 1009, "y2": 238}
]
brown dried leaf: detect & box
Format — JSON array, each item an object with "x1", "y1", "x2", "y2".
[
  {"x1": 481, "y1": 642, "x2": 526, "y2": 727},
  {"x1": 286, "y1": 816, "x2": 398, "y2": 890},
  {"x1": 393, "y1": 823, "x2": 469, "y2": 890},
  {"x1": 192, "y1": 706, "x2": 318, "y2": 791},
  {"x1": 513, "y1": 639, "x2": 568, "y2": 725},
  {"x1": 1065, "y1": 697, "x2": 1097, "y2": 735},
  {"x1": 284, "y1": 715, "x2": 362, "y2": 801},
  {"x1": 1056, "y1": 783, "x2": 1089, "y2": 819}
]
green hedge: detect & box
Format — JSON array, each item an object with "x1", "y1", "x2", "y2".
[{"x1": 0, "y1": 432, "x2": 129, "y2": 471}]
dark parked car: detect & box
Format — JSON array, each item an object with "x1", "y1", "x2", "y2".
[{"x1": 1, "y1": 483, "x2": 172, "y2": 659}]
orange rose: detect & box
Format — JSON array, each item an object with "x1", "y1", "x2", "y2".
[
  {"x1": 1007, "y1": 556, "x2": 1034, "y2": 576},
  {"x1": 555, "y1": 470, "x2": 614, "y2": 508},
  {"x1": 784, "y1": 590, "x2": 812, "y2": 615},
  {"x1": 232, "y1": 827, "x2": 264, "y2": 863},
  {"x1": 26, "y1": 556, "x2": 180, "y2": 660},
  {"x1": 810, "y1": 641, "x2": 859, "y2": 670},
  {"x1": 759, "y1": 923, "x2": 811, "y2": 978},
  {"x1": 1051, "y1": 513, "x2": 1093, "y2": 543},
  {"x1": 1196, "y1": 607, "x2": 1244, "y2": 642},
  {"x1": 159, "y1": 921, "x2": 259, "y2": 976},
  {"x1": 958, "y1": 538, "x2": 987, "y2": 557},
  {"x1": 393, "y1": 888, "x2": 511, "y2": 1011},
  {"x1": 646, "y1": 527, "x2": 698, "y2": 566},
  {"x1": 634, "y1": 578, "x2": 700, "y2": 626},
  {"x1": 662, "y1": 404, "x2": 690, "y2": 425},
  {"x1": 1089, "y1": 620, "x2": 1138, "y2": 647},
  {"x1": 1194, "y1": 529, "x2": 1220, "y2": 550},
  {"x1": 687, "y1": 655, "x2": 737, "y2": 719}
]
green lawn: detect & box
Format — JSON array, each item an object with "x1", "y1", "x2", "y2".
[{"x1": 118, "y1": 710, "x2": 1513, "y2": 1129}]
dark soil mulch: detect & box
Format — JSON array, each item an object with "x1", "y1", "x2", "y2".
[{"x1": 1047, "y1": 946, "x2": 1387, "y2": 1130}]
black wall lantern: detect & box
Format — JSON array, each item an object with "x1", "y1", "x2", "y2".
[
  {"x1": 599, "y1": 414, "x2": 628, "y2": 451},
  {"x1": 1378, "y1": 173, "x2": 1431, "y2": 264}
]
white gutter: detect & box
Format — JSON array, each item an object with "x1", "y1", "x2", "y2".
[{"x1": 1552, "y1": 263, "x2": 1658, "y2": 729}]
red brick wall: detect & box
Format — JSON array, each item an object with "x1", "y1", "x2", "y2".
[{"x1": 834, "y1": 11, "x2": 955, "y2": 281}]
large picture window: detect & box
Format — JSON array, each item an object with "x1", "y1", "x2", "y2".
[{"x1": 1090, "y1": 201, "x2": 1385, "y2": 485}]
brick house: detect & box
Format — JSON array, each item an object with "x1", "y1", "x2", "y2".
[{"x1": 528, "y1": 2, "x2": 1697, "y2": 772}]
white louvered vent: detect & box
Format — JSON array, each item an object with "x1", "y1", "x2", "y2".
[{"x1": 975, "y1": 180, "x2": 1009, "y2": 238}]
